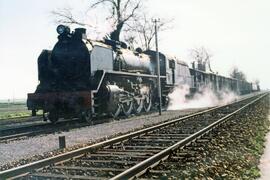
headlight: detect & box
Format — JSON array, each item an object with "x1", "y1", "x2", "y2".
[
  {"x1": 56, "y1": 25, "x2": 66, "y2": 34},
  {"x1": 56, "y1": 25, "x2": 70, "y2": 35}
]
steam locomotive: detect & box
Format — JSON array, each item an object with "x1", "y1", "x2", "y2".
[{"x1": 27, "y1": 25, "x2": 254, "y2": 123}]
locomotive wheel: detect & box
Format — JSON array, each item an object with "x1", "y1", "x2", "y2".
[
  {"x1": 110, "y1": 103, "x2": 122, "y2": 118},
  {"x1": 143, "y1": 93, "x2": 152, "y2": 112},
  {"x1": 81, "y1": 110, "x2": 93, "y2": 124},
  {"x1": 121, "y1": 100, "x2": 133, "y2": 116},
  {"x1": 133, "y1": 98, "x2": 144, "y2": 114},
  {"x1": 48, "y1": 110, "x2": 59, "y2": 124}
]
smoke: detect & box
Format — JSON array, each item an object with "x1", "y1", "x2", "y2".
[
  {"x1": 140, "y1": 86, "x2": 150, "y2": 95},
  {"x1": 167, "y1": 85, "x2": 238, "y2": 110}
]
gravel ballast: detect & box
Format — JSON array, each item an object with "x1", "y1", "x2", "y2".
[
  {"x1": 0, "y1": 92, "x2": 262, "y2": 171},
  {"x1": 143, "y1": 94, "x2": 270, "y2": 179},
  {"x1": 0, "y1": 108, "x2": 204, "y2": 170}
]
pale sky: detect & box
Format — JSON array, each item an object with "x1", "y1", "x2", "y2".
[{"x1": 0, "y1": 0, "x2": 269, "y2": 99}]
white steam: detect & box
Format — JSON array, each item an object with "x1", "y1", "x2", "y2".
[{"x1": 167, "y1": 85, "x2": 238, "y2": 110}]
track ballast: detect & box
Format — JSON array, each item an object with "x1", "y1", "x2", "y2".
[{"x1": 0, "y1": 92, "x2": 268, "y2": 179}]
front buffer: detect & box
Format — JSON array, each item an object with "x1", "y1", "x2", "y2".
[{"x1": 27, "y1": 91, "x2": 92, "y2": 123}]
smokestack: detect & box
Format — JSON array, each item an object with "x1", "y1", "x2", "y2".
[{"x1": 74, "y1": 28, "x2": 87, "y2": 40}]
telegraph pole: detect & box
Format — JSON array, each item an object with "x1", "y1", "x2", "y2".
[{"x1": 154, "y1": 19, "x2": 162, "y2": 115}]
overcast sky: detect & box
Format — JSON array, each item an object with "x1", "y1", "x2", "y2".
[{"x1": 0, "y1": 0, "x2": 269, "y2": 99}]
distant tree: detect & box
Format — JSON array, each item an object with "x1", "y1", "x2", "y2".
[
  {"x1": 255, "y1": 79, "x2": 260, "y2": 85},
  {"x1": 254, "y1": 79, "x2": 260, "y2": 89},
  {"x1": 190, "y1": 46, "x2": 213, "y2": 72},
  {"x1": 51, "y1": 8, "x2": 92, "y2": 27},
  {"x1": 127, "y1": 14, "x2": 173, "y2": 50},
  {"x1": 90, "y1": 0, "x2": 142, "y2": 41},
  {"x1": 123, "y1": 33, "x2": 137, "y2": 49},
  {"x1": 51, "y1": 0, "x2": 174, "y2": 49},
  {"x1": 230, "y1": 67, "x2": 246, "y2": 81},
  {"x1": 52, "y1": 0, "x2": 144, "y2": 42}
]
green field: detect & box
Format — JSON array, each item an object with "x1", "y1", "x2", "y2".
[{"x1": 0, "y1": 101, "x2": 31, "y2": 120}]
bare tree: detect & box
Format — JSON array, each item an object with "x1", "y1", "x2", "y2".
[
  {"x1": 127, "y1": 14, "x2": 172, "y2": 50},
  {"x1": 51, "y1": 0, "x2": 172, "y2": 48},
  {"x1": 255, "y1": 79, "x2": 260, "y2": 85},
  {"x1": 51, "y1": 8, "x2": 92, "y2": 27},
  {"x1": 52, "y1": 0, "x2": 142, "y2": 41},
  {"x1": 230, "y1": 67, "x2": 246, "y2": 81},
  {"x1": 123, "y1": 33, "x2": 137, "y2": 49},
  {"x1": 90, "y1": 0, "x2": 142, "y2": 41},
  {"x1": 190, "y1": 46, "x2": 213, "y2": 72},
  {"x1": 254, "y1": 79, "x2": 260, "y2": 90}
]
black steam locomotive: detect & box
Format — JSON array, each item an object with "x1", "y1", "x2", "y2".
[{"x1": 27, "y1": 25, "x2": 254, "y2": 123}]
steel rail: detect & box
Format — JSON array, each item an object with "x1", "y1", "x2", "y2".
[
  {"x1": 0, "y1": 115, "x2": 42, "y2": 125},
  {"x1": 0, "y1": 110, "x2": 160, "y2": 142},
  {"x1": 0, "y1": 119, "x2": 87, "y2": 142},
  {"x1": 0, "y1": 92, "x2": 266, "y2": 179},
  {"x1": 111, "y1": 92, "x2": 269, "y2": 179},
  {"x1": 0, "y1": 131, "x2": 46, "y2": 142},
  {"x1": 0, "y1": 122, "x2": 48, "y2": 134}
]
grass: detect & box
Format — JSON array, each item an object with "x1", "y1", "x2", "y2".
[{"x1": 0, "y1": 101, "x2": 32, "y2": 120}]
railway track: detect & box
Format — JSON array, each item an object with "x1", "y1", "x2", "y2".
[
  {"x1": 0, "y1": 92, "x2": 268, "y2": 179},
  {"x1": 0, "y1": 109, "x2": 163, "y2": 143},
  {"x1": 0, "y1": 93, "x2": 258, "y2": 143},
  {"x1": 0, "y1": 115, "x2": 121, "y2": 142},
  {"x1": 0, "y1": 115, "x2": 42, "y2": 125},
  {"x1": 0, "y1": 107, "x2": 198, "y2": 143},
  {"x1": 0, "y1": 119, "x2": 87, "y2": 142}
]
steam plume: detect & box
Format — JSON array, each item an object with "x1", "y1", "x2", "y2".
[{"x1": 167, "y1": 85, "x2": 238, "y2": 110}]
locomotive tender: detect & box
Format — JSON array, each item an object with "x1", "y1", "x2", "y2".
[{"x1": 27, "y1": 25, "x2": 253, "y2": 123}]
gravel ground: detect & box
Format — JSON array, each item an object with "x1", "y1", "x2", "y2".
[{"x1": 0, "y1": 108, "x2": 205, "y2": 167}]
